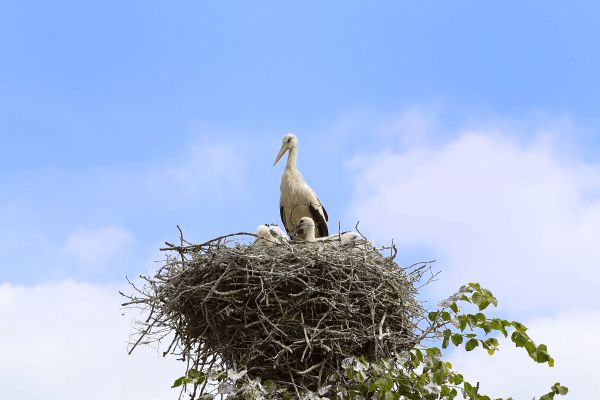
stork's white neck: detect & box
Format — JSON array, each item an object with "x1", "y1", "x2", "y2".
[
  {"x1": 306, "y1": 225, "x2": 317, "y2": 242},
  {"x1": 285, "y1": 146, "x2": 298, "y2": 170},
  {"x1": 306, "y1": 225, "x2": 316, "y2": 241}
]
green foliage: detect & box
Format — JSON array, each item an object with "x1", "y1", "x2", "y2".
[
  {"x1": 171, "y1": 369, "x2": 206, "y2": 388},
  {"x1": 438, "y1": 283, "x2": 555, "y2": 366},
  {"x1": 335, "y1": 348, "x2": 559, "y2": 400},
  {"x1": 538, "y1": 383, "x2": 569, "y2": 400},
  {"x1": 171, "y1": 283, "x2": 568, "y2": 400},
  {"x1": 329, "y1": 283, "x2": 566, "y2": 400}
]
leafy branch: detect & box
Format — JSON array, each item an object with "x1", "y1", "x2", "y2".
[
  {"x1": 333, "y1": 283, "x2": 567, "y2": 400},
  {"x1": 168, "y1": 283, "x2": 568, "y2": 400}
]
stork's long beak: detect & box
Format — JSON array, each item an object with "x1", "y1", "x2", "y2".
[{"x1": 273, "y1": 144, "x2": 288, "y2": 166}]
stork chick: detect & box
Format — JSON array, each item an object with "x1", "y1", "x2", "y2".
[
  {"x1": 294, "y1": 217, "x2": 363, "y2": 246},
  {"x1": 254, "y1": 223, "x2": 289, "y2": 246},
  {"x1": 274, "y1": 133, "x2": 329, "y2": 238}
]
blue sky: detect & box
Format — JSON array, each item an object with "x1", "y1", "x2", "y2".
[
  {"x1": 2, "y1": 0, "x2": 600, "y2": 282},
  {"x1": 3, "y1": 0, "x2": 600, "y2": 157},
  {"x1": 1, "y1": 1, "x2": 599, "y2": 399}
]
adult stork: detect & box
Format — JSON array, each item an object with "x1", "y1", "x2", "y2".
[
  {"x1": 294, "y1": 217, "x2": 361, "y2": 245},
  {"x1": 273, "y1": 134, "x2": 329, "y2": 238}
]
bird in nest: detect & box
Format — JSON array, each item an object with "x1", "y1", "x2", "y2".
[
  {"x1": 254, "y1": 223, "x2": 289, "y2": 246},
  {"x1": 294, "y1": 217, "x2": 363, "y2": 246},
  {"x1": 273, "y1": 133, "x2": 329, "y2": 239}
]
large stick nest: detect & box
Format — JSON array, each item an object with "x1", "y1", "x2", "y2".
[{"x1": 122, "y1": 232, "x2": 427, "y2": 395}]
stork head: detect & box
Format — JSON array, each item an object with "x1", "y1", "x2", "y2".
[
  {"x1": 295, "y1": 217, "x2": 316, "y2": 240},
  {"x1": 273, "y1": 133, "x2": 298, "y2": 166}
]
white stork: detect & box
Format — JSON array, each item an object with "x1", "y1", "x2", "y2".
[
  {"x1": 254, "y1": 223, "x2": 289, "y2": 246},
  {"x1": 294, "y1": 217, "x2": 365, "y2": 246},
  {"x1": 273, "y1": 133, "x2": 329, "y2": 238}
]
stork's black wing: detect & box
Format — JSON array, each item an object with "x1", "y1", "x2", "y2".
[
  {"x1": 309, "y1": 203, "x2": 329, "y2": 237},
  {"x1": 318, "y1": 198, "x2": 329, "y2": 221},
  {"x1": 280, "y1": 205, "x2": 290, "y2": 234}
]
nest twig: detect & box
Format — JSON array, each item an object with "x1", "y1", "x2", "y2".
[{"x1": 121, "y1": 233, "x2": 431, "y2": 398}]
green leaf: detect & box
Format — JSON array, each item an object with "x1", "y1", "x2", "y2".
[
  {"x1": 489, "y1": 318, "x2": 502, "y2": 330},
  {"x1": 465, "y1": 338, "x2": 479, "y2": 351},
  {"x1": 511, "y1": 331, "x2": 529, "y2": 347},
  {"x1": 428, "y1": 311, "x2": 439, "y2": 321},
  {"x1": 472, "y1": 292, "x2": 482, "y2": 306},
  {"x1": 385, "y1": 390, "x2": 396, "y2": 400},
  {"x1": 468, "y1": 314, "x2": 479, "y2": 326},
  {"x1": 512, "y1": 321, "x2": 527, "y2": 332},
  {"x1": 459, "y1": 315, "x2": 469, "y2": 331},
  {"x1": 442, "y1": 329, "x2": 452, "y2": 349},
  {"x1": 535, "y1": 351, "x2": 549, "y2": 363},
  {"x1": 464, "y1": 381, "x2": 474, "y2": 396},
  {"x1": 416, "y1": 349, "x2": 424, "y2": 361},
  {"x1": 410, "y1": 349, "x2": 423, "y2": 368},
  {"x1": 171, "y1": 376, "x2": 191, "y2": 388},
  {"x1": 553, "y1": 383, "x2": 568, "y2": 395},
  {"x1": 474, "y1": 313, "x2": 486, "y2": 323},
  {"x1": 482, "y1": 324, "x2": 491, "y2": 334},
  {"x1": 346, "y1": 368, "x2": 355, "y2": 380},
  {"x1": 450, "y1": 302, "x2": 459, "y2": 313},
  {"x1": 441, "y1": 385, "x2": 452, "y2": 397},
  {"x1": 452, "y1": 373, "x2": 464, "y2": 385},
  {"x1": 538, "y1": 383, "x2": 569, "y2": 400},
  {"x1": 171, "y1": 377, "x2": 184, "y2": 388},
  {"x1": 187, "y1": 369, "x2": 205, "y2": 383},
  {"x1": 187, "y1": 369, "x2": 199, "y2": 378},
  {"x1": 451, "y1": 333, "x2": 464, "y2": 346},
  {"x1": 426, "y1": 347, "x2": 442, "y2": 359},
  {"x1": 484, "y1": 289, "x2": 498, "y2": 306},
  {"x1": 441, "y1": 311, "x2": 451, "y2": 321},
  {"x1": 472, "y1": 290, "x2": 493, "y2": 310},
  {"x1": 368, "y1": 377, "x2": 392, "y2": 393},
  {"x1": 433, "y1": 368, "x2": 446, "y2": 385},
  {"x1": 442, "y1": 335, "x2": 450, "y2": 349}
]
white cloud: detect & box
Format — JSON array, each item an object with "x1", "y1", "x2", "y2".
[
  {"x1": 348, "y1": 124, "x2": 600, "y2": 314},
  {"x1": 346, "y1": 112, "x2": 600, "y2": 398},
  {"x1": 0, "y1": 281, "x2": 183, "y2": 400},
  {"x1": 449, "y1": 312, "x2": 598, "y2": 399}
]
